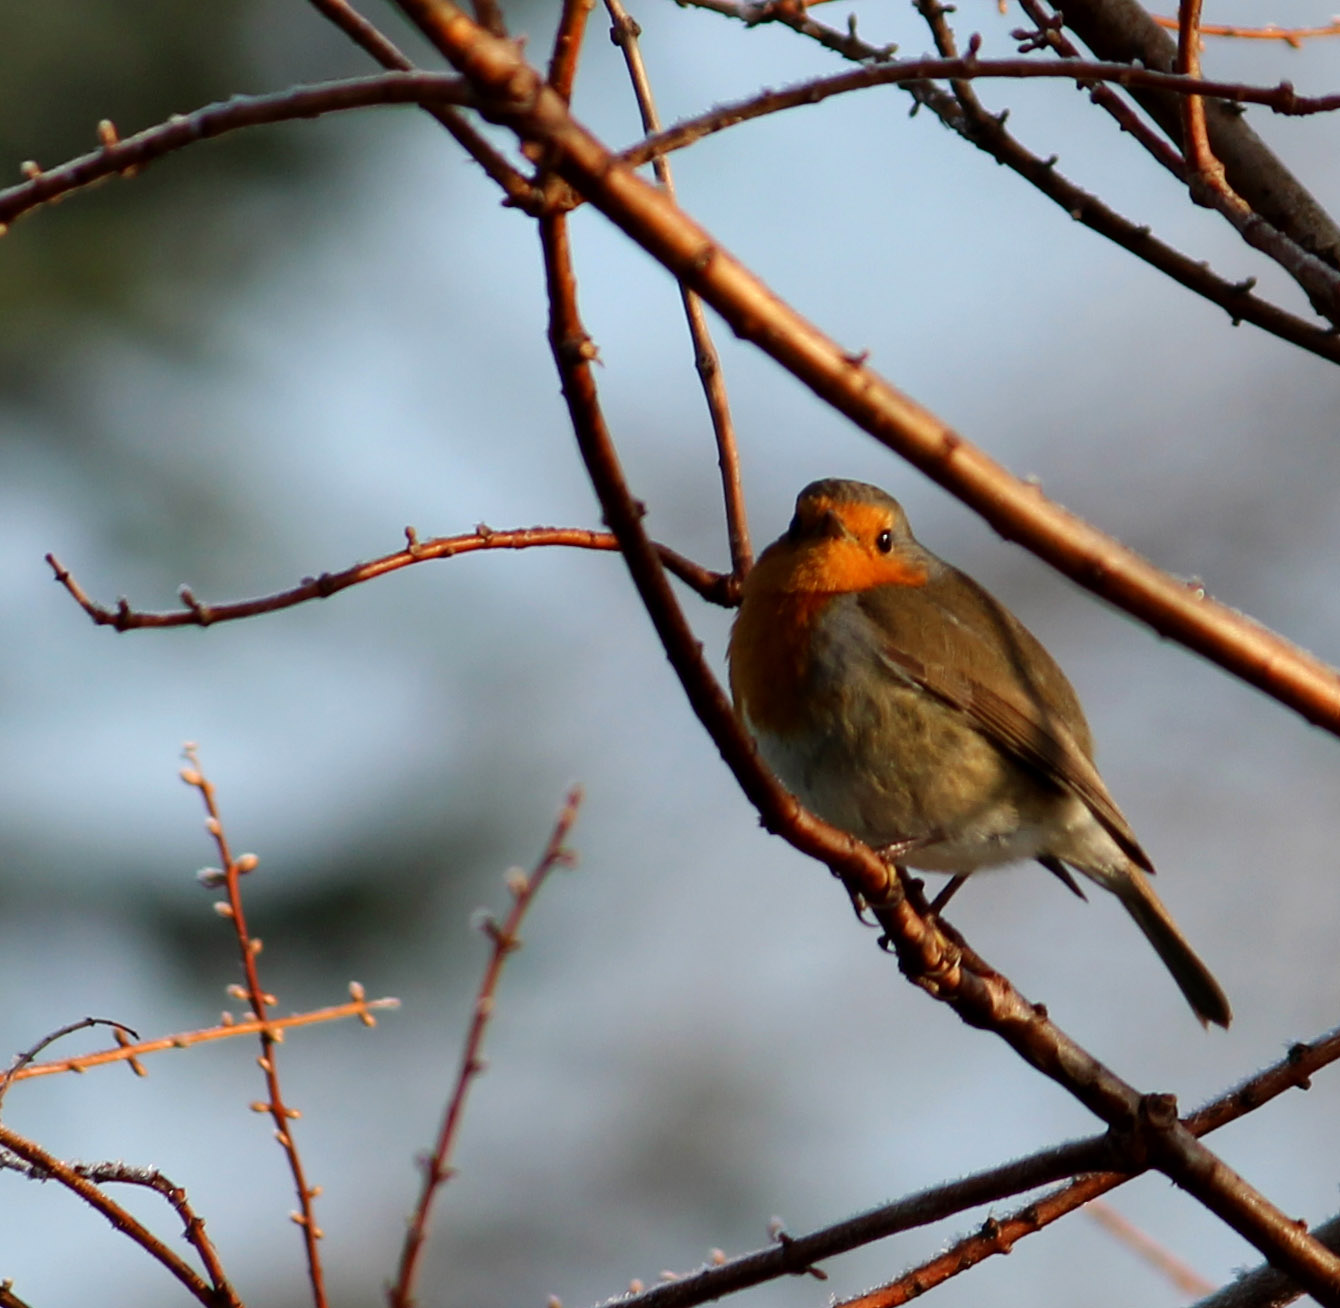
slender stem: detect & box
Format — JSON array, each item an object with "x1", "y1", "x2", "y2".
[
  {"x1": 606, "y1": 0, "x2": 752, "y2": 578},
  {"x1": 182, "y1": 753, "x2": 327, "y2": 1308},
  {"x1": 388, "y1": 789, "x2": 581, "y2": 1308},
  {"x1": 45, "y1": 525, "x2": 731, "y2": 632}
]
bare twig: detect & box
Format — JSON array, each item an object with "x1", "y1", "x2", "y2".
[
  {"x1": 303, "y1": 0, "x2": 534, "y2": 204},
  {"x1": 1177, "y1": 0, "x2": 1218, "y2": 182},
  {"x1": 612, "y1": 1135, "x2": 1117, "y2": 1307},
  {"x1": 0, "y1": 1123, "x2": 241, "y2": 1307},
  {"x1": 0, "y1": 1018, "x2": 138, "y2": 1112},
  {"x1": 829, "y1": 1022, "x2": 1340, "y2": 1307},
  {"x1": 0, "y1": 74, "x2": 471, "y2": 232},
  {"x1": 605, "y1": 0, "x2": 752, "y2": 578},
  {"x1": 10, "y1": 988, "x2": 397, "y2": 1084},
  {"x1": 1052, "y1": 0, "x2": 1340, "y2": 268},
  {"x1": 306, "y1": 0, "x2": 417, "y2": 67},
  {"x1": 618, "y1": 42, "x2": 1340, "y2": 317},
  {"x1": 666, "y1": 2, "x2": 1340, "y2": 363},
  {"x1": 181, "y1": 749, "x2": 327, "y2": 1308},
  {"x1": 612, "y1": 56, "x2": 1340, "y2": 166},
  {"x1": 1085, "y1": 1198, "x2": 1214, "y2": 1296},
  {"x1": 548, "y1": 0, "x2": 596, "y2": 102},
  {"x1": 388, "y1": 787, "x2": 582, "y2": 1308},
  {"x1": 45, "y1": 524, "x2": 732, "y2": 632},
  {"x1": 1014, "y1": 0, "x2": 1187, "y2": 177},
  {"x1": 0, "y1": 1157, "x2": 235, "y2": 1300},
  {"x1": 1153, "y1": 15, "x2": 1340, "y2": 45}
]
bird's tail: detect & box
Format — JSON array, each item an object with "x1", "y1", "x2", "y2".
[{"x1": 1111, "y1": 868, "x2": 1232, "y2": 1028}]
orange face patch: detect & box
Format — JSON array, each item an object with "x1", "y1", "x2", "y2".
[{"x1": 781, "y1": 497, "x2": 928, "y2": 594}]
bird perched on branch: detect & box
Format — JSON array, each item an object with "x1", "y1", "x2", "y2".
[{"x1": 728, "y1": 478, "x2": 1230, "y2": 1027}]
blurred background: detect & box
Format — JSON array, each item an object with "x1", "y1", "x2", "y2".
[{"x1": 3, "y1": 2, "x2": 1340, "y2": 1305}]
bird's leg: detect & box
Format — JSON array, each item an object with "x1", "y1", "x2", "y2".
[{"x1": 929, "y1": 873, "x2": 969, "y2": 915}]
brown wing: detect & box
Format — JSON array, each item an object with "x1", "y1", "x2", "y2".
[{"x1": 857, "y1": 567, "x2": 1153, "y2": 872}]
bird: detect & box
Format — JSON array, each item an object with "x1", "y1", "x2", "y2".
[{"x1": 727, "y1": 478, "x2": 1231, "y2": 1027}]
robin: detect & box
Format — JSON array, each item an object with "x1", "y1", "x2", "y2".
[{"x1": 728, "y1": 478, "x2": 1231, "y2": 1027}]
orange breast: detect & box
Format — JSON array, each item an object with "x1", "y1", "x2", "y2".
[{"x1": 729, "y1": 585, "x2": 833, "y2": 736}]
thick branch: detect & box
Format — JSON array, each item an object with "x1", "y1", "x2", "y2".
[{"x1": 1056, "y1": 0, "x2": 1340, "y2": 268}]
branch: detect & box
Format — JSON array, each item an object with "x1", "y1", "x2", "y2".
[
  {"x1": 547, "y1": 0, "x2": 596, "y2": 103},
  {"x1": 1054, "y1": 0, "x2": 1340, "y2": 269},
  {"x1": 0, "y1": 73, "x2": 472, "y2": 231},
  {"x1": 832, "y1": 1021, "x2": 1340, "y2": 1306},
  {"x1": 302, "y1": 0, "x2": 536, "y2": 208},
  {"x1": 0, "y1": 1017, "x2": 137, "y2": 1112},
  {"x1": 671, "y1": 0, "x2": 1340, "y2": 364},
  {"x1": 615, "y1": 1135, "x2": 1117, "y2": 1307},
  {"x1": 0, "y1": 1123, "x2": 239, "y2": 1307},
  {"x1": 0, "y1": 1157, "x2": 236, "y2": 1302},
  {"x1": 613, "y1": 56, "x2": 1340, "y2": 165},
  {"x1": 182, "y1": 749, "x2": 327, "y2": 1308},
  {"x1": 388, "y1": 788, "x2": 581, "y2": 1308},
  {"x1": 9, "y1": 989, "x2": 397, "y2": 1084},
  {"x1": 605, "y1": 0, "x2": 753, "y2": 578},
  {"x1": 1085, "y1": 1199, "x2": 1213, "y2": 1296},
  {"x1": 616, "y1": 45, "x2": 1340, "y2": 317},
  {"x1": 1153, "y1": 15, "x2": 1340, "y2": 45},
  {"x1": 45, "y1": 525, "x2": 734, "y2": 631},
  {"x1": 1192, "y1": 1213, "x2": 1340, "y2": 1308}
]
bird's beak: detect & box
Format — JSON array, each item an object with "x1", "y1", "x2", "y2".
[{"x1": 818, "y1": 508, "x2": 852, "y2": 542}]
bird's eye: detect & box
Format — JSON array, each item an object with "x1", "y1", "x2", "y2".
[{"x1": 875, "y1": 529, "x2": 894, "y2": 554}]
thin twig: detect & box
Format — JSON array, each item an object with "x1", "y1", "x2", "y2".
[
  {"x1": 1177, "y1": 0, "x2": 1216, "y2": 180},
  {"x1": 1085, "y1": 1198, "x2": 1214, "y2": 1296},
  {"x1": 304, "y1": 0, "x2": 534, "y2": 204},
  {"x1": 828, "y1": 1022, "x2": 1340, "y2": 1308},
  {"x1": 182, "y1": 749, "x2": 327, "y2": 1308},
  {"x1": 611, "y1": 56, "x2": 1340, "y2": 171},
  {"x1": 612, "y1": 1135, "x2": 1116, "y2": 1307},
  {"x1": 605, "y1": 0, "x2": 752, "y2": 578},
  {"x1": 45, "y1": 524, "x2": 732, "y2": 632},
  {"x1": 388, "y1": 787, "x2": 582, "y2": 1308},
  {"x1": 1014, "y1": 0, "x2": 1188, "y2": 180},
  {"x1": 665, "y1": 3, "x2": 1340, "y2": 361},
  {"x1": 0, "y1": 1123, "x2": 240, "y2": 1308},
  {"x1": 548, "y1": 0, "x2": 596, "y2": 102},
  {"x1": 1153, "y1": 15, "x2": 1340, "y2": 45},
  {"x1": 10, "y1": 988, "x2": 397, "y2": 1084},
  {"x1": 0, "y1": 1157, "x2": 235, "y2": 1300},
  {"x1": 306, "y1": 0, "x2": 416, "y2": 67},
  {"x1": 0, "y1": 74, "x2": 471, "y2": 231},
  {"x1": 1051, "y1": 0, "x2": 1340, "y2": 270},
  {"x1": 0, "y1": 1018, "x2": 138, "y2": 1111}
]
